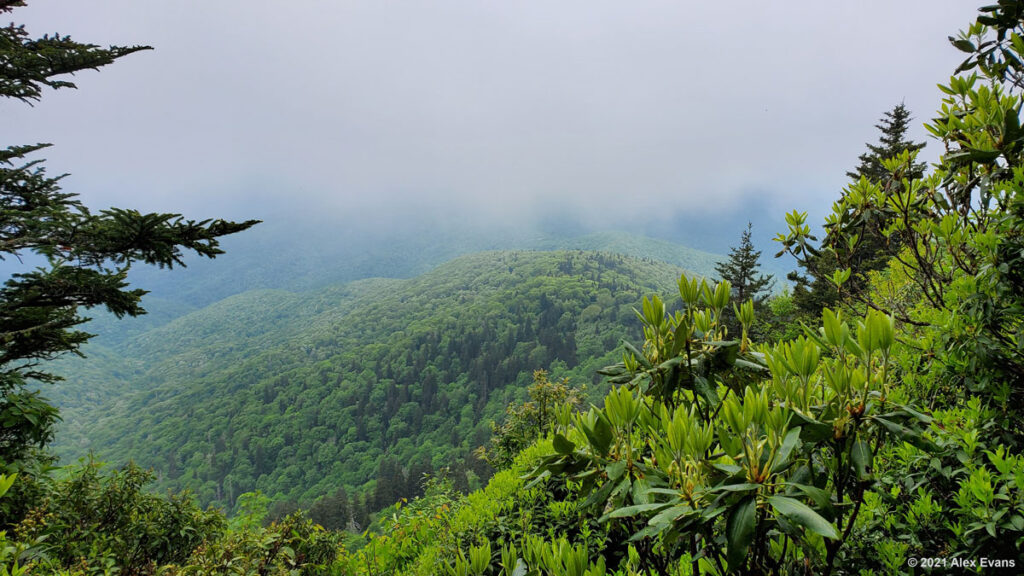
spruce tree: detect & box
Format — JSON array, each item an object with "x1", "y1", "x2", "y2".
[
  {"x1": 791, "y1": 103, "x2": 925, "y2": 316},
  {"x1": 309, "y1": 487, "x2": 350, "y2": 531},
  {"x1": 405, "y1": 455, "x2": 433, "y2": 499},
  {"x1": 846, "y1": 103, "x2": 926, "y2": 182},
  {"x1": 351, "y1": 493, "x2": 370, "y2": 531},
  {"x1": 372, "y1": 456, "x2": 403, "y2": 509},
  {"x1": 714, "y1": 223, "x2": 772, "y2": 336},
  {"x1": 842, "y1": 103, "x2": 926, "y2": 270},
  {"x1": 0, "y1": 1, "x2": 258, "y2": 480}
]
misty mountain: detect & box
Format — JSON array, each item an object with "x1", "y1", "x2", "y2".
[
  {"x1": 51, "y1": 250, "x2": 685, "y2": 509},
  {"x1": 118, "y1": 216, "x2": 729, "y2": 311},
  {"x1": 46, "y1": 225, "x2": 749, "y2": 443}
]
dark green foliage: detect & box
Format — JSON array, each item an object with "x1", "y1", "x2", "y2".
[
  {"x1": 479, "y1": 369, "x2": 583, "y2": 470},
  {"x1": 0, "y1": 0, "x2": 257, "y2": 496},
  {"x1": 56, "y1": 251, "x2": 684, "y2": 512},
  {"x1": 781, "y1": 8, "x2": 1024, "y2": 424},
  {"x1": 0, "y1": 1, "x2": 150, "y2": 103},
  {"x1": 338, "y1": 442, "x2": 606, "y2": 576},
  {"x1": 846, "y1": 103, "x2": 926, "y2": 183},
  {"x1": 950, "y1": 0, "x2": 1024, "y2": 89},
  {"x1": 837, "y1": 398, "x2": 1024, "y2": 568},
  {"x1": 352, "y1": 493, "x2": 370, "y2": 531},
  {"x1": 266, "y1": 498, "x2": 301, "y2": 524},
  {"x1": 309, "y1": 487, "x2": 350, "y2": 531},
  {"x1": 527, "y1": 282, "x2": 930, "y2": 574},
  {"x1": 16, "y1": 459, "x2": 225, "y2": 572},
  {"x1": 179, "y1": 510, "x2": 341, "y2": 575},
  {"x1": 838, "y1": 104, "x2": 925, "y2": 294},
  {"x1": 373, "y1": 456, "x2": 405, "y2": 512},
  {"x1": 338, "y1": 5, "x2": 1024, "y2": 574},
  {"x1": 760, "y1": 289, "x2": 803, "y2": 343},
  {"x1": 2, "y1": 1, "x2": 1022, "y2": 573},
  {"x1": 714, "y1": 224, "x2": 773, "y2": 307},
  {"x1": 929, "y1": 7, "x2": 1024, "y2": 422},
  {"x1": 789, "y1": 104, "x2": 925, "y2": 317},
  {"x1": 785, "y1": 268, "x2": 839, "y2": 320},
  {"x1": 713, "y1": 223, "x2": 772, "y2": 336}
]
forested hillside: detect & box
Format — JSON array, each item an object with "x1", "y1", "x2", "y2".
[
  {"x1": 6, "y1": 0, "x2": 1024, "y2": 574},
  {"x1": 116, "y1": 218, "x2": 725, "y2": 311},
  {"x1": 55, "y1": 251, "x2": 685, "y2": 510}
]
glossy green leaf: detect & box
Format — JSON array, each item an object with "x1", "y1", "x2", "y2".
[
  {"x1": 887, "y1": 402, "x2": 933, "y2": 423},
  {"x1": 771, "y1": 427, "x2": 803, "y2": 474},
  {"x1": 734, "y1": 358, "x2": 768, "y2": 372},
  {"x1": 708, "y1": 482, "x2": 761, "y2": 494},
  {"x1": 582, "y1": 476, "x2": 617, "y2": 509},
  {"x1": 597, "y1": 364, "x2": 627, "y2": 377},
  {"x1": 605, "y1": 502, "x2": 671, "y2": 519},
  {"x1": 790, "y1": 412, "x2": 832, "y2": 443},
  {"x1": 581, "y1": 414, "x2": 614, "y2": 457},
  {"x1": 671, "y1": 319, "x2": 691, "y2": 356},
  {"x1": 694, "y1": 376, "x2": 720, "y2": 408},
  {"x1": 648, "y1": 503, "x2": 692, "y2": 528},
  {"x1": 606, "y1": 460, "x2": 627, "y2": 481},
  {"x1": 951, "y1": 38, "x2": 976, "y2": 52},
  {"x1": 726, "y1": 496, "x2": 757, "y2": 569},
  {"x1": 553, "y1": 433, "x2": 576, "y2": 454},
  {"x1": 768, "y1": 495, "x2": 839, "y2": 539},
  {"x1": 851, "y1": 440, "x2": 872, "y2": 481},
  {"x1": 622, "y1": 340, "x2": 652, "y2": 369},
  {"x1": 874, "y1": 417, "x2": 938, "y2": 451},
  {"x1": 786, "y1": 483, "x2": 835, "y2": 518},
  {"x1": 0, "y1": 474, "x2": 16, "y2": 500}
]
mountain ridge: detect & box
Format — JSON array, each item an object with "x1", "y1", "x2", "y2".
[{"x1": 53, "y1": 249, "x2": 690, "y2": 509}]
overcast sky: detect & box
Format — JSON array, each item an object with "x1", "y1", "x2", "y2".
[{"x1": 5, "y1": 1, "x2": 979, "y2": 232}]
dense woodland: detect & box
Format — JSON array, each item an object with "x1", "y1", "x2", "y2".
[
  {"x1": 2, "y1": 0, "x2": 1024, "y2": 574},
  {"x1": 55, "y1": 251, "x2": 686, "y2": 513}
]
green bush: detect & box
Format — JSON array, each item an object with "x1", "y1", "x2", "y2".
[
  {"x1": 176, "y1": 509, "x2": 341, "y2": 576},
  {"x1": 15, "y1": 459, "x2": 224, "y2": 574},
  {"x1": 527, "y1": 277, "x2": 936, "y2": 574}
]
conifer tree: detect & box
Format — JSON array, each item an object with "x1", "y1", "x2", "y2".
[
  {"x1": 0, "y1": 1, "x2": 258, "y2": 478},
  {"x1": 405, "y1": 456, "x2": 432, "y2": 499},
  {"x1": 372, "y1": 456, "x2": 403, "y2": 509},
  {"x1": 714, "y1": 223, "x2": 773, "y2": 337},
  {"x1": 842, "y1": 102, "x2": 927, "y2": 270},
  {"x1": 351, "y1": 493, "x2": 370, "y2": 531},
  {"x1": 846, "y1": 102, "x2": 926, "y2": 182},
  {"x1": 309, "y1": 487, "x2": 350, "y2": 531},
  {"x1": 790, "y1": 103, "x2": 925, "y2": 316}
]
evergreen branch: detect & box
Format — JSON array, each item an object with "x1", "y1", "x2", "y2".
[{"x1": 1, "y1": 22, "x2": 152, "y2": 102}]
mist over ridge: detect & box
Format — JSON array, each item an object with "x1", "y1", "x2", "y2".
[
  {"x1": 107, "y1": 189, "x2": 801, "y2": 313},
  {"x1": 7, "y1": 0, "x2": 970, "y2": 241}
]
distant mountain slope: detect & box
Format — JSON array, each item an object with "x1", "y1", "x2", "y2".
[
  {"x1": 543, "y1": 231, "x2": 722, "y2": 275},
  {"x1": 53, "y1": 251, "x2": 685, "y2": 509},
  {"x1": 120, "y1": 221, "x2": 722, "y2": 311}
]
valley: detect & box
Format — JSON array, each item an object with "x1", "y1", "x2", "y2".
[
  {"x1": 5, "y1": 1, "x2": 1022, "y2": 572},
  {"x1": 53, "y1": 248, "x2": 695, "y2": 511}
]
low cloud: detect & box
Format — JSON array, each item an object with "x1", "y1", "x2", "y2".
[{"x1": 6, "y1": 0, "x2": 975, "y2": 233}]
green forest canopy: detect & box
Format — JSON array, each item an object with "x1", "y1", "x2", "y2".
[{"x1": 1, "y1": 0, "x2": 1024, "y2": 574}]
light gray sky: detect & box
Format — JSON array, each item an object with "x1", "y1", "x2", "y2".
[{"x1": 5, "y1": 1, "x2": 979, "y2": 229}]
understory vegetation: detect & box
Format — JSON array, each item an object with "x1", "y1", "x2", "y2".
[{"x1": 2, "y1": 0, "x2": 1024, "y2": 574}]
